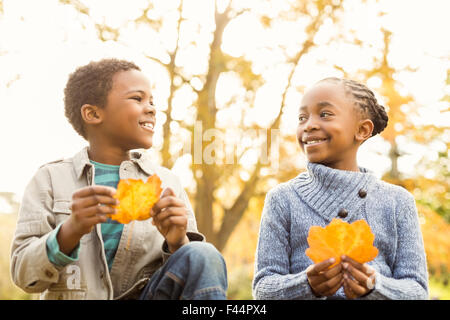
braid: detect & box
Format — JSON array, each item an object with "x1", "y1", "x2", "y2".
[{"x1": 319, "y1": 77, "x2": 389, "y2": 136}]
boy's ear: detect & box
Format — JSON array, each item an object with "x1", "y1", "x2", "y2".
[
  {"x1": 355, "y1": 119, "x2": 374, "y2": 143},
  {"x1": 80, "y1": 104, "x2": 103, "y2": 125}
]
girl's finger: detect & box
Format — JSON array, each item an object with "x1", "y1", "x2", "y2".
[
  {"x1": 315, "y1": 272, "x2": 343, "y2": 294},
  {"x1": 306, "y1": 258, "x2": 336, "y2": 277},
  {"x1": 343, "y1": 279, "x2": 356, "y2": 299},
  {"x1": 341, "y1": 255, "x2": 371, "y2": 274},
  {"x1": 322, "y1": 263, "x2": 343, "y2": 279},
  {"x1": 322, "y1": 277, "x2": 344, "y2": 297},
  {"x1": 344, "y1": 274, "x2": 367, "y2": 297},
  {"x1": 343, "y1": 262, "x2": 369, "y2": 285}
]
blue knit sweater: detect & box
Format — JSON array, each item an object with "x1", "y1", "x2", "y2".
[{"x1": 253, "y1": 162, "x2": 428, "y2": 300}]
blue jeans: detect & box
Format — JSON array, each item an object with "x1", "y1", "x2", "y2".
[{"x1": 139, "y1": 242, "x2": 228, "y2": 300}]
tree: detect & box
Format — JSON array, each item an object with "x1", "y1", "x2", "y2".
[{"x1": 60, "y1": 0, "x2": 352, "y2": 250}]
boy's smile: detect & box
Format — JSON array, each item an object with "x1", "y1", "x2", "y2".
[{"x1": 297, "y1": 81, "x2": 362, "y2": 171}]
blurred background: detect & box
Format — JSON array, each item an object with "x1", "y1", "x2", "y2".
[{"x1": 0, "y1": 0, "x2": 448, "y2": 299}]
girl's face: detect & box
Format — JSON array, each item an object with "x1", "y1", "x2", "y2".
[
  {"x1": 100, "y1": 69, "x2": 156, "y2": 151},
  {"x1": 297, "y1": 81, "x2": 362, "y2": 170}
]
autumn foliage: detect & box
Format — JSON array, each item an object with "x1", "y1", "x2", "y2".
[
  {"x1": 109, "y1": 175, "x2": 162, "y2": 224},
  {"x1": 306, "y1": 218, "x2": 378, "y2": 267}
]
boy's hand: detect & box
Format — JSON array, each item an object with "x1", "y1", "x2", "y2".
[
  {"x1": 151, "y1": 188, "x2": 189, "y2": 253},
  {"x1": 57, "y1": 186, "x2": 117, "y2": 255},
  {"x1": 67, "y1": 186, "x2": 117, "y2": 237},
  {"x1": 342, "y1": 255, "x2": 376, "y2": 299},
  {"x1": 306, "y1": 258, "x2": 344, "y2": 297}
]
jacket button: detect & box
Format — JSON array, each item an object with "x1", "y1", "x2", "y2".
[
  {"x1": 358, "y1": 189, "x2": 367, "y2": 198},
  {"x1": 338, "y1": 209, "x2": 348, "y2": 218}
]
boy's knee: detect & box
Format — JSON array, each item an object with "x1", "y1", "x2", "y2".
[{"x1": 176, "y1": 241, "x2": 225, "y2": 271}]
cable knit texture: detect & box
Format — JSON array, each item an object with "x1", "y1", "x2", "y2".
[{"x1": 253, "y1": 162, "x2": 428, "y2": 300}]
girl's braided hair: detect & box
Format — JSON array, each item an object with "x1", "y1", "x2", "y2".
[{"x1": 319, "y1": 77, "x2": 389, "y2": 137}]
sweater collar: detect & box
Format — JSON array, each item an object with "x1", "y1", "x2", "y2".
[{"x1": 291, "y1": 162, "x2": 377, "y2": 222}]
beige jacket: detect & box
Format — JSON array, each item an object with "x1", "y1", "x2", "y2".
[{"x1": 10, "y1": 147, "x2": 204, "y2": 300}]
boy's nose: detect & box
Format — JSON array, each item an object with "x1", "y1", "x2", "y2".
[{"x1": 143, "y1": 103, "x2": 156, "y2": 115}]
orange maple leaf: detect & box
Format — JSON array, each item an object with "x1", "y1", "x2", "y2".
[
  {"x1": 108, "y1": 175, "x2": 163, "y2": 224},
  {"x1": 305, "y1": 218, "x2": 378, "y2": 267}
]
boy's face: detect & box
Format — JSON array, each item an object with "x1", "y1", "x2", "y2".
[
  {"x1": 296, "y1": 81, "x2": 361, "y2": 169},
  {"x1": 99, "y1": 69, "x2": 155, "y2": 151}
]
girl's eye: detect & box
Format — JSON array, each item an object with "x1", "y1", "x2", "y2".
[
  {"x1": 131, "y1": 96, "x2": 142, "y2": 102},
  {"x1": 298, "y1": 115, "x2": 308, "y2": 123}
]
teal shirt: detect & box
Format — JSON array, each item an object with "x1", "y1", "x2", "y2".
[{"x1": 46, "y1": 160, "x2": 124, "y2": 271}]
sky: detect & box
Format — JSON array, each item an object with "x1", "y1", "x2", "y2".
[{"x1": 0, "y1": 0, "x2": 449, "y2": 203}]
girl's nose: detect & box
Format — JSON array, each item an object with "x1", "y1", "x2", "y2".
[{"x1": 304, "y1": 116, "x2": 320, "y2": 131}]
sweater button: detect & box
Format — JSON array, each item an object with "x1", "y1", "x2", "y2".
[
  {"x1": 358, "y1": 189, "x2": 367, "y2": 198},
  {"x1": 338, "y1": 209, "x2": 348, "y2": 218}
]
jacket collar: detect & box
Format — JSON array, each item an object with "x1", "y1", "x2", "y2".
[
  {"x1": 73, "y1": 147, "x2": 156, "y2": 179},
  {"x1": 291, "y1": 162, "x2": 377, "y2": 222}
]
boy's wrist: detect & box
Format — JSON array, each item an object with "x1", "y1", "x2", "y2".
[
  {"x1": 57, "y1": 219, "x2": 84, "y2": 255},
  {"x1": 167, "y1": 235, "x2": 190, "y2": 253}
]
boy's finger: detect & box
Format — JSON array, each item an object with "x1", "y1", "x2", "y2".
[
  {"x1": 161, "y1": 187, "x2": 175, "y2": 198},
  {"x1": 151, "y1": 196, "x2": 185, "y2": 216},
  {"x1": 72, "y1": 185, "x2": 116, "y2": 199},
  {"x1": 76, "y1": 204, "x2": 116, "y2": 218},
  {"x1": 152, "y1": 207, "x2": 186, "y2": 224},
  {"x1": 158, "y1": 215, "x2": 188, "y2": 229},
  {"x1": 71, "y1": 195, "x2": 118, "y2": 210}
]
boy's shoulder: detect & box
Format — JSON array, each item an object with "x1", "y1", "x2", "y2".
[{"x1": 39, "y1": 157, "x2": 70, "y2": 168}]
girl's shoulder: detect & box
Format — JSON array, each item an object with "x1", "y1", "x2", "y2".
[
  {"x1": 264, "y1": 175, "x2": 305, "y2": 206},
  {"x1": 371, "y1": 178, "x2": 415, "y2": 204}
]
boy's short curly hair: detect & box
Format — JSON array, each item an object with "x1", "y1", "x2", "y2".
[{"x1": 64, "y1": 58, "x2": 141, "y2": 139}]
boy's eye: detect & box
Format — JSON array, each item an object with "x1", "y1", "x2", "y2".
[
  {"x1": 320, "y1": 111, "x2": 333, "y2": 118},
  {"x1": 131, "y1": 96, "x2": 142, "y2": 102}
]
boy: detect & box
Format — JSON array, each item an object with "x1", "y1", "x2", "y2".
[{"x1": 10, "y1": 58, "x2": 228, "y2": 300}]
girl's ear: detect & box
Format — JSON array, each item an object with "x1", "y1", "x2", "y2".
[
  {"x1": 355, "y1": 119, "x2": 374, "y2": 143},
  {"x1": 81, "y1": 104, "x2": 103, "y2": 125}
]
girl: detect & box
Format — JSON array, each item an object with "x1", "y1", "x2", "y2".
[{"x1": 253, "y1": 77, "x2": 428, "y2": 299}]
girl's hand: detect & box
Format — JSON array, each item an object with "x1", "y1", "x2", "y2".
[
  {"x1": 306, "y1": 258, "x2": 344, "y2": 297},
  {"x1": 341, "y1": 255, "x2": 376, "y2": 299},
  {"x1": 151, "y1": 188, "x2": 189, "y2": 253}
]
